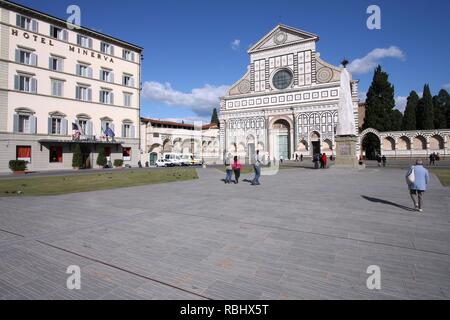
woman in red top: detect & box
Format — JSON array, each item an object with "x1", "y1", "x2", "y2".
[
  {"x1": 321, "y1": 153, "x2": 328, "y2": 169},
  {"x1": 232, "y1": 156, "x2": 242, "y2": 184}
]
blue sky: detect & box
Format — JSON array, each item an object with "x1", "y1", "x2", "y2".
[{"x1": 14, "y1": 0, "x2": 450, "y2": 122}]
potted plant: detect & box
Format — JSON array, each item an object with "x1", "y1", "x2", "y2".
[
  {"x1": 97, "y1": 148, "x2": 107, "y2": 168},
  {"x1": 72, "y1": 144, "x2": 83, "y2": 169},
  {"x1": 9, "y1": 160, "x2": 27, "y2": 174},
  {"x1": 114, "y1": 159, "x2": 124, "y2": 169}
]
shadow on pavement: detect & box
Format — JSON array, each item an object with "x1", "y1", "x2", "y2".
[{"x1": 361, "y1": 195, "x2": 416, "y2": 212}]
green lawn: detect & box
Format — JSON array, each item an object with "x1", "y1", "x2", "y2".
[
  {"x1": 0, "y1": 168, "x2": 198, "y2": 197},
  {"x1": 430, "y1": 169, "x2": 450, "y2": 186}
]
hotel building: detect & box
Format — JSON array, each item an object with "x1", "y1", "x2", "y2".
[{"x1": 0, "y1": 0, "x2": 142, "y2": 172}]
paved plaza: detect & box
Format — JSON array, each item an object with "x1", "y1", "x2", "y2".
[{"x1": 0, "y1": 167, "x2": 449, "y2": 300}]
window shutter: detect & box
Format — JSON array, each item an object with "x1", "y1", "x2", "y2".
[
  {"x1": 60, "y1": 81, "x2": 64, "y2": 97},
  {"x1": 88, "y1": 67, "x2": 93, "y2": 78},
  {"x1": 29, "y1": 116, "x2": 37, "y2": 134},
  {"x1": 131, "y1": 125, "x2": 135, "y2": 139},
  {"x1": 62, "y1": 30, "x2": 68, "y2": 41},
  {"x1": 130, "y1": 77, "x2": 134, "y2": 88},
  {"x1": 49, "y1": 57, "x2": 52, "y2": 69},
  {"x1": 87, "y1": 88, "x2": 92, "y2": 101},
  {"x1": 131, "y1": 52, "x2": 135, "y2": 62},
  {"x1": 62, "y1": 119, "x2": 68, "y2": 135},
  {"x1": 30, "y1": 53, "x2": 37, "y2": 66},
  {"x1": 110, "y1": 92, "x2": 114, "y2": 105},
  {"x1": 16, "y1": 14, "x2": 21, "y2": 27},
  {"x1": 76, "y1": 64, "x2": 80, "y2": 76},
  {"x1": 31, "y1": 20, "x2": 38, "y2": 32},
  {"x1": 87, "y1": 121, "x2": 93, "y2": 136},
  {"x1": 121, "y1": 125, "x2": 125, "y2": 138},
  {"x1": 15, "y1": 49, "x2": 20, "y2": 63},
  {"x1": 31, "y1": 78, "x2": 37, "y2": 93},
  {"x1": 13, "y1": 114, "x2": 19, "y2": 132},
  {"x1": 99, "y1": 91, "x2": 102, "y2": 103},
  {"x1": 101, "y1": 121, "x2": 106, "y2": 134},
  {"x1": 60, "y1": 59, "x2": 64, "y2": 72},
  {"x1": 50, "y1": 25, "x2": 54, "y2": 37},
  {"x1": 110, "y1": 46, "x2": 114, "y2": 56},
  {"x1": 48, "y1": 117, "x2": 52, "y2": 134},
  {"x1": 14, "y1": 75, "x2": 19, "y2": 90},
  {"x1": 110, "y1": 72, "x2": 114, "y2": 83},
  {"x1": 77, "y1": 34, "x2": 81, "y2": 45},
  {"x1": 75, "y1": 87, "x2": 80, "y2": 100},
  {"x1": 88, "y1": 38, "x2": 93, "y2": 49}
]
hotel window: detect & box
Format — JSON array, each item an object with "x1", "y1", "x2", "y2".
[
  {"x1": 51, "y1": 79, "x2": 64, "y2": 97},
  {"x1": 14, "y1": 74, "x2": 37, "y2": 93},
  {"x1": 75, "y1": 85, "x2": 92, "y2": 101},
  {"x1": 100, "y1": 69, "x2": 114, "y2": 83},
  {"x1": 77, "y1": 34, "x2": 93, "y2": 49},
  {"x1": 123, "y1": 92, "x2": 132, "y2": 107},
  {"x1": 16, "y1": 146, "x2": 32, "y2": 163},
  {"x1": 122, "y1": 147, "x2": 131, "y2": 161},
  {"x1": 100, "y1": 42, "x2": 114, "y2": 55},
  {"x1": 48, "y1": 113, "x2": 67, "y2": 135},
  {"x1": 49, "y1": 56, "x2": 64, "y2": 71},
  {"x1": 122, "y1": 49, "x2": 135, "y2": 62},
  {"x1": 13, "y1": 110, "x2": 36, "y2": 134},
  {"x1": 123, "y1": 74, "x2": 134, "y2": 87},
  {"x1": 76, "y1": 63, "x2": 92, "y2": 78},
  {"x1": 49, "y1": 146, "x2": 63, "y2": 163},
  {"x1": 15, "y1": 49, "x2": 37, "y2": 66},
  {"x1": 16, "y1": 14, "x2": 38, "y2": 32},
  {"x1": 49, "y1": 25, "x2": 68, "y2": 41},
  {"x1": 76, "y1": 119, "x2": 87, "y2": 135},
  {"x1": 121, "y1": 122, "x2": 135, "y2": 138},
  {"x1": 100, "y1": 90, "x2": 114, "y2": 104}
]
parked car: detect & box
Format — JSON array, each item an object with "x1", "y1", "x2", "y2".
[
  {"x1": 155, "y1": 159, "x2": 168, "y2": 167},
  {"x1": 163, "y1": 153, "x2": 183, "y2": 166}
]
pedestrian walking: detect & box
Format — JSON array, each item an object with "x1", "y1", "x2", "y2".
[
  {"x1": 232, "y1": 156, "x2": 242, "y2": 184},
  {"x1": 300, "y1": 154, "x2": 303, "y2": 162},
  {"x1": 280, "y1": 155, "x2": 284, "y2": 164},
  {"x1": 251, "y1": 150, "x2": 262, "y2": 185},
  {"x1": 313, "y1": 154, "x2": 320, "y2": 169},
  {"x1": 224, "y1": 157, "x2": 233, "y2": 184},
  {"x1": 376, "y1": 154, "x2": 382, "y2": 167},
  {"x1": 429, "y1": 153, "x2": 435, "y2": 166},
  {"x1": 406, "y1": 159, "x2": 429, "y2": 212},
  {"x1": 321, "y1": 153, "x2": 328, "y2": 169},
  {"x1": 382, "y1": 155, "x2": 387, "y2": 167}
]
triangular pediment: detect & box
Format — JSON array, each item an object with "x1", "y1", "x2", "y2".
[{"x1": 248, "y1": 24, "x2": 319, "y2": 54}]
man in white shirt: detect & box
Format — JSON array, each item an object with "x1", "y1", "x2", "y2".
[{"x1": 251, "y1": 150, "x2": 262, "y2": 186}]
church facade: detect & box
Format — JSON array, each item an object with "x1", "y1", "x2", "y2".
[{"x1": 219, "y1": 24, "x2": 360, "y2": 163}]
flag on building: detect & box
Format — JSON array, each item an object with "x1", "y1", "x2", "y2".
[{"x1": 104, "y1": 126, "x2": 115, "y2": 137}]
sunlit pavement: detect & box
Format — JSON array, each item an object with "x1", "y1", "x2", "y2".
[{"x1": 1, "y1": 167, "x2": 449, "y2": 299}]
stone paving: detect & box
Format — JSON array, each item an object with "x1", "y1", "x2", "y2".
[{"x1": 0, "y1": 167, "x2": 449, "y2": 300}]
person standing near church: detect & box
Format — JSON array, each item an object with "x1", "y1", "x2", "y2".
[
  {"x1": 406, "y1": 159, "x2": 429, "y2": 212},
  {"x1": 252, "y1": 150, "x2": 262, "y2": 185},
  {"x1": 321, "y1": 153, "x2": 328, "y2": 169},
  {"x1": 232, "y1": 156, "x2": 242, "y2": 184}
]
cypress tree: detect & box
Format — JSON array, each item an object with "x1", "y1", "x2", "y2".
[
  {"x1": 96, "y1": 148, "x2": 107, "y2": 168},
  {"x1": 433, "y1": 89, "x2": 449, "y2": 129},
  {"x1": 364, "y1": 65, "x2": 396, "y2": 131},
  {"x1": 402, "y1": 91, "x2": 419, "y2": 130},
  {"x1": 390, "y1": 109, "x2": 403, "y2": 131},
  {"x1": 72, "y1": 144, "x2": 83, "y2": 169},
  {"x1": 210, "y1": 108, "x2": 219, "y2": 125},
  {"x1": 417, "y1": 84, "x2": 434, "y2": 130}
]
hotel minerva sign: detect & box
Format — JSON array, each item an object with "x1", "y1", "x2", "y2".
[{"x1": 11, "y1": 28, "x2": 115, "y2": 63}]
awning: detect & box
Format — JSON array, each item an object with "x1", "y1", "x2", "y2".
[{"x1": 38, "y1": 139, "x2": 123, "y2": 145}]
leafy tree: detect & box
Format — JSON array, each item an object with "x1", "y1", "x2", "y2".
[
  {"x1": 72, "y1": 144, "x2": 83, "y2": 168},
  {"x1": 96, "y1": 148, "x2": 107, "y2": 168},
  {"x1": 402, "y1": 91, "x2": 419, "y2": 130},
  {"x1": 210, "y1": 108, "x2": 219, "y2": 125},
  {"x1": 433, "y1": 89, "x2": 449, "y2": 129},
  {"x1": 364, "y1": 65, "x2": 396, "y2": 131},
  {"x1": 417, "y1": 84, "x2": 434, "y2": 130}
]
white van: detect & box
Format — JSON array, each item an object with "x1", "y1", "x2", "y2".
[{"x1": 163, "y1": 153, "x2": 183, "y2": 166}]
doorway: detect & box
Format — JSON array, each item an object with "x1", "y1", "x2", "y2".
[{"x1": 149, "y1": 152, "x2": 158, "y2": 166}]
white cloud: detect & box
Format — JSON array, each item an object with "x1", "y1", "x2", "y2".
[
  {"x1": 231, "y1": 39, "x2": 241, "y2": 51},
  {"x1": 347, "y1": 46, "x2": 405, "y2": 74},
  {"x1": 443, "y1": 83, "x2": 450, "y2": 90},
  {"x1": 395, "y1": 96, "x2": 408, "y2": 112},
  {"x1": 142, "y1": 81, "x2": 229, "y2": 117}
]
